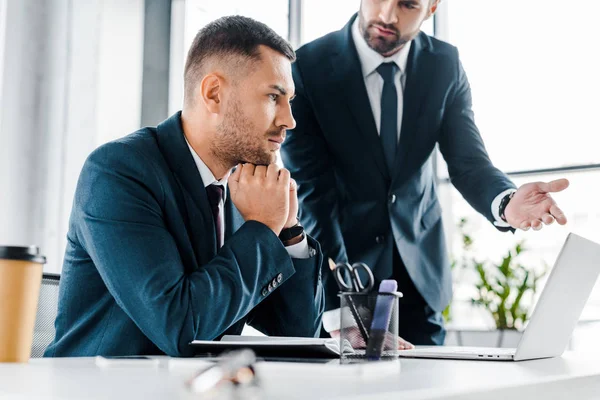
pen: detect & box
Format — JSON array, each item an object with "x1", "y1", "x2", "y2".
[
  {"x1": 328, "y1": 258, "x2": 370, "y2": 344},
  {"x1": 187, "y1": 349, "x2": 256, "y2": 394},
  {"x1": 365, "y1": 279, "x2": 398, "y2": 361}
]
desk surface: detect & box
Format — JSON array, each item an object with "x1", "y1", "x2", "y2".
[{"x1": 1, "y1": 351, "x2": 600, "y2": 400}]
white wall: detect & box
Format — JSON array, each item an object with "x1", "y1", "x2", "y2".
[{"x1": 0, "y1": 0, "x2": 144, "y2": 272}]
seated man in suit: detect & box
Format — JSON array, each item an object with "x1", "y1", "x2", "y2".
[{"x1": 44, "y1": 16, "x2": 324, "y2": 357}]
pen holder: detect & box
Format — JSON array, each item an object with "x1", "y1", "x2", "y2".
[{"x1": 338, "y1": 291, "x2": 401, "y2": 362}]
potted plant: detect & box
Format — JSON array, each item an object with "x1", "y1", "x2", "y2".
[{"x1": 444, "y1": 218, "x2": 548, "y2": 347}]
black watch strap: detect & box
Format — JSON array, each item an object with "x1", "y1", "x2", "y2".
[
  {"x1": 499, "y1": 191, "x2": 515, "y2": 222},
  {"x1": 279, "y1": 222, "x2": 304, "y2": 243}
]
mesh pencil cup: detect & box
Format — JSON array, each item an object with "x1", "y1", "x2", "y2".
[{"x1": 338, "y1": 291, "x2": 401, "y2": 362}]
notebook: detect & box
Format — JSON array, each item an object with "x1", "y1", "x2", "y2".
[{"x1": 189, "y1": 335, "x2": 355, "y2": 358}]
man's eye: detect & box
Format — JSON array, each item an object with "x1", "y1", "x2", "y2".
[{"x1": 268, "y1": 94, "x2": 278, "y2": 101}]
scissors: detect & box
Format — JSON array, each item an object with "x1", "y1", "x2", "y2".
[{"x1": 333, "y1": 262, "x2": 375, "y2": 294}]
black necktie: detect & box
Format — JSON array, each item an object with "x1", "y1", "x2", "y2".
[
  {"x1": 376, "y1": 62, "x2": 399, "y2": 172},
  {"x1": 206, "y1": 184, "x2": 224, "y2": 248}
]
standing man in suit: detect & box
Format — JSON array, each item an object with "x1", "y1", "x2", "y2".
[
  {"x1": 281, "y1": 0, "x2": 568, "y2": 345},
  {"x1": 45, "y1": 16, "x2": 324, "y2": 358}
]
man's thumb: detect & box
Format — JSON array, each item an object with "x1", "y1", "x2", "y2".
[{"x1": 539, "y1": 178, "x2": 569, "y2": 193}]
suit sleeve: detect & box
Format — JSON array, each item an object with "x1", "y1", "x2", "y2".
[
  {"x1": 74, "y1": 142, "x2": 296, "y2": 357},
  {"x1": 438, "y1": 55, "x2": 516, "y2": 229},
  {"x1": 246, "y1": 236, "x2": 325, "y2": 337},
  {"x1": 281, "y1": 62, "x2": 348, "y2": 310}
]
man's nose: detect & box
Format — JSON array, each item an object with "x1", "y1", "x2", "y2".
[
  {"x1": 379, "y1": 0, "x2": 398, "y2": 24},
  {"x1": 279, "y1": 103, "x2": 296, "y2": 131}
]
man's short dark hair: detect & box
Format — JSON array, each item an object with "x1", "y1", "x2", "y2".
[{"x1": 184, "y1": 15, "x2": 296, "y2": 105}]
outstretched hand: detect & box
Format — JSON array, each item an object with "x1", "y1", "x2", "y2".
[{"x1": 504, "y1": 178, "x2": 569, "y2": 231}]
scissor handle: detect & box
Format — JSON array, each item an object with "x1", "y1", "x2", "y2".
[
  {"x1": 334, "y1": 263, "x2": 355, "y2": 292},
  {"x1": 350, "y1": 262, "x2": 375, "y2": 293}
]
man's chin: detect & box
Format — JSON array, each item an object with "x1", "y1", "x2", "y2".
[{"x1": 237, "y1": 154, "x2": 276, "y2": 166}]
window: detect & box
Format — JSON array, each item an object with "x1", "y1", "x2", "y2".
[
  {"x1": 436, "y1": 1, "x2": 600, "y2": 326},
  {"x1": 441, "y1": 170, "x2": 600, "y2": 324},
  {"x1": 301, "y1": 0, "x2": 360, "y2": 44},
  {"x1": 183, "y1": 0, "x2": 289, "y2": 55},
  {"x1": 438, "y1": 1, "x2": 600, "y2": 176}
]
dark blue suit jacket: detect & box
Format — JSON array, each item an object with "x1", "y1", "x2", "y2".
[
  {"x1": 281, "y1": 16, "x2": 514, "y2": 313},
  {"x1": 44, "y1": 112, "x2": 324, "y2": 357}
]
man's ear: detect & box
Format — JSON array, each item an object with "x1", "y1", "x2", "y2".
[
  {"x1": 426, "y1": 0, "x2": 440, "y2": 19},
  {"x1": 199, "y1": 73, "x2": 223, "y2": 114}
]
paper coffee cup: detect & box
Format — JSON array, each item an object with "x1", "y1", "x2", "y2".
[{"x1": 0, "y1": 246, "x2": 46, "y2": 363}]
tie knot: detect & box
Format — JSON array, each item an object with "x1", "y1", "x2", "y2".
[
  {"x1": 206, "y1": 184, "x2": 224, "y2": 207},
  {"x1": 376, "y1": 62, "x2": 398, "y2": 83}
]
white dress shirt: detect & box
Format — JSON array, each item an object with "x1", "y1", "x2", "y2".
[
  {"x1": 351, "y1": 18, "x2": 411, "y2": 141},
  {"x1": 323, "y1": 22, "x2": 514, "y2": 333},
  {"x1": 185, "y1": 139, "x2": 310, "y2": 258}
]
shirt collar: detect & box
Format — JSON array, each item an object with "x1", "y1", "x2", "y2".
[
  {"x1": 351, "y1": 17, "x2": 412, "y2": 79},
  {"x1": 185, "y1": 137, "x2": 229, "y2": 190}
]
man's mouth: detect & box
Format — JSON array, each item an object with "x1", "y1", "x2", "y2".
[
  {"x1": 268, "y1": 136, "x2": 284, "y2": 150},
  {"x1": 372, "y1": 24, "x2": 397, "y2": 37}
]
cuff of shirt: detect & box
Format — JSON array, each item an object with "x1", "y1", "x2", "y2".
[
  {"x1": 492, "y1": 188, "x2": 517, "y2": 228},
  {"x1": 285, "y1": 236, "x2": 311, "y2": 259},
  {"x1": 322, "y1": 307, "x2": 360, "y2": 333}
]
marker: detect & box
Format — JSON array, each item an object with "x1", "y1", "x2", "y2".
[{"x1": 365, "y1": 280, "x2": 398, "y2": 360}]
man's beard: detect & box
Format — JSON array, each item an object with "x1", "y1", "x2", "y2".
[
  {"x1": 212, "y1": 99, "x2": 279, "y2": 167},
  {"x1": 360, "y1": 18, "x2": 408, "y2": 55}
]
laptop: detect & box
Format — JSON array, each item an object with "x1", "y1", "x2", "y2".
[{"x1": 398, "y1": 233, "x2": 600, "y2": 361}]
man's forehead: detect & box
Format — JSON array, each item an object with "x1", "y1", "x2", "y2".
[{"x1": 249, "y1": 47, "x2": 295, "y2": 93}]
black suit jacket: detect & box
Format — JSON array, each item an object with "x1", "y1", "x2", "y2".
[
  {"x1": 45, "y1": 112, "x2": 324, "y2": 357},
  {"x1": 281, "y1": 15, "x2": 514, "y2": 313}
]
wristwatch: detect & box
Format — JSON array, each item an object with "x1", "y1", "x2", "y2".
[
  {"x1": 279, "y1": 221, "x2": 305, "y2": 246},
  {"x1": 499, "y1": 191, "x2": 516, "y2": 222}
]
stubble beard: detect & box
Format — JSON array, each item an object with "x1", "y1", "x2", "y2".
[
  {"x1": 359, "y1": 15, "x2": 409, "y2": 56},
  {"x1": 212, "y1": 99, "x2": 277, "y2": 168}
]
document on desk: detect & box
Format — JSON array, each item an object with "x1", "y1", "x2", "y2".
[{"x1": 189, "y1": 335, "x2": 355, "y2": 358}]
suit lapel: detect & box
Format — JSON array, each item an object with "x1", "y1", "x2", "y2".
[
  {"x1": 392, "y1": 33, "x2": 435, "y2": 186},
  {"x1": 156, "y1": 112, "x2": 217, "y2": 258},
  {"x1": 329, "y1": 15, "x2": 391, "y2": 182}
]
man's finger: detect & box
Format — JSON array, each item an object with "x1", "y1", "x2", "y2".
[
  {"x1": 289, "y1": 178, "x2": 297, "y2": 192},
  {"x1": 538, "y1": 178, "x2": 569, "y2": 193},
  {"x1": 550, "y1": 204, "x2": 568, "y2": 225},
  {"x1": 230, "y1": 164, "x2": 242, "y2": 182},
  {"x1": 240, "y1": 163, "x2": 255, "y2": 182},
  {"x1": 399, "y1": 338, "x2": 414, "y2": 350},
  {"x1": 278, "y1": 168, "x2": 291, "y2": 186},
  {"x1": 266, "y1": 163, "x2": 280, "y2": 182},
  {"x1": 229, "y1": 164, "x2": 242, "y2": 194},
  {"x1": 520, "y1": 221, "x2": 531, "y2": 231},
  {"x1": 541, "y1": 213, "x2": 555, "y2": 225},
  {"x1": 531, "y1": 220, "x2": 543, "y2": 231},
  {"x1": 254, "y1": 165, "x2": 268, "y2": 179}
]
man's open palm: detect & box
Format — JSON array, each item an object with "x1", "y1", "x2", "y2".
[{"x1": 505, "y1": 178, "x2": 569, "y2": 231}]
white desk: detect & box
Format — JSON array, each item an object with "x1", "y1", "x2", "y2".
[{"x1": 1, "y1": 351, "x2": 600, "y2": 400}]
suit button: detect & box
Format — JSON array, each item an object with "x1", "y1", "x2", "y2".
[
  {"x1": 271, "y1": 278, "x2": 278, "y2": 288},
  {"x1": 389, "y1": 194, "x2": 396, "y2": 204},
  {"x1": 375, "y1": 235, "x2": 385, "y2": 244},
  {"x1": 261, "y1": 288, "x2": 268, "y2": 296},
  {"x1": 268, "y1": 282, "x2": 273, "y2": 292},
  {"x1": 276, "y1": 273, "x2": 283, "y2": 283}
]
